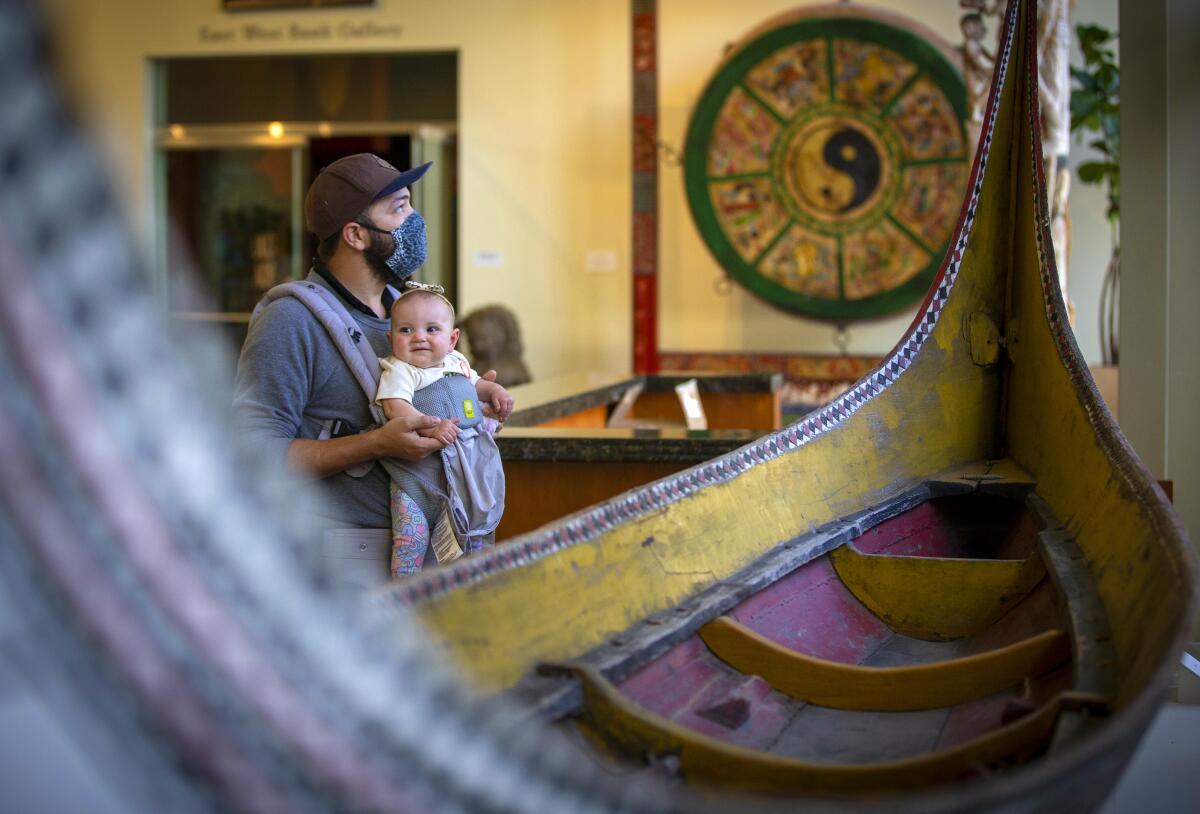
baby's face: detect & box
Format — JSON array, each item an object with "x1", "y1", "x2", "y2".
[{"x1": 389, "y1": 294, "x2": 459, "y2": 367}]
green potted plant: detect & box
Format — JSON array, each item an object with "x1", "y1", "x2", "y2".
[{"x1": 1070, "y1": 23, "x2": 1120, "y2": 364}]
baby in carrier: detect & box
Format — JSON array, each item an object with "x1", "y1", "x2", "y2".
[{"x1": 376, "y1": 282, "x2": 512, "y2": 576}]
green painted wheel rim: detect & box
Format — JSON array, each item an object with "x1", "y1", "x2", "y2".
[{"x1": 684, "y1": 16, "x2": 968, "y2": 321}]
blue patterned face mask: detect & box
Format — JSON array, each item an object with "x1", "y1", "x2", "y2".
[{"x1": 361, "y1": 211, "x2": 427, "y2": 282}]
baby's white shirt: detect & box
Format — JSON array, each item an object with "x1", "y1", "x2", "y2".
[{"x1": 376, "y1": 350, "x2": 480, "y2": 404}]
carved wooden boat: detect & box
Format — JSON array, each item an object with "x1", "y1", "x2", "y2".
[{"x1": 384, "y1": 0, "x2": 1198, "y2": 808}]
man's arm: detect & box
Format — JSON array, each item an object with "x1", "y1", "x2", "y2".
[
  {"x1": 234, "y1": 300, "x2": 443, "y2": 481},
  {"x1": 286, "y1": 413, "x2": 443, "y2": 480}
]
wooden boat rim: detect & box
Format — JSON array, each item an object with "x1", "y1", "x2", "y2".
[{"x1": 555, "y1": 661, "x2": 1107, "y2": 795}]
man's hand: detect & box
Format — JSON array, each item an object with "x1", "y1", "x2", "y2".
[
  {"x1": 286, "y1": 413, "x2": 444, "y2": 478},
  {"x1": 372, "y1": 413, "x2": 448, "y2": 459},
  {"x1": 488, "y1": 385, "x2": 514, "y2": 422},
  {"x1": 476, "y1": 369, "x2": 515, "y2": 423}
]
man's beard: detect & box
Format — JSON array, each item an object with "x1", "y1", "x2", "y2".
[{"x1": 363, "y1": 229, "x2": 397, "y2": 285}]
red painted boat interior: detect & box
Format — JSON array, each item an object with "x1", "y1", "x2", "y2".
[
  {"x1": 612, "y1": 493, "x2": 1070, "y2": 762},
  {"x1": 852, "y1": 494, "x2": 1041, "y2": 560}
]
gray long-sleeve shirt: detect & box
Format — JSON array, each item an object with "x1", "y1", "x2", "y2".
[{"x1": 232, "y1": 271, "x2": 392, "y2": 529}]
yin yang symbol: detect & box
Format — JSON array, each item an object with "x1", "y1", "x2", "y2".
[
  {"x1": 791, "y1": 120, "x2": 884, "y2": 219},
  {"x1": 823, "y1": 128, "x2": 881, "y2": 212}
]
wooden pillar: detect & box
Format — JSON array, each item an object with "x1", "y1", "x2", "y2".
[
  {"x1": 632, "y1": 0, "x2": 659, "y2": 373},
  {"x1": 1120, "y1": 0, "x2": 1200, "y2": 555}
]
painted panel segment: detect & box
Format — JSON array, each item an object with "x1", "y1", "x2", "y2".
[
  {"x1": 726, "y1": 555, "x2": 891, "y2": 662},
  {"x1": 828, "y1": 544, "x2": 1045, "y2": 640},
  {"x1": 562, "y1": 663, "x2": 1065, "y2": 794}
]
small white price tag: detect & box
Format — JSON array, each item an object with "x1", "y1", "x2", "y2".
[
  {"x1": 472, "y1": 250, "x2": 504, "y2": 268},
  {"x1": 674, "y1": 379, "x2": 707, "y2": 431},
  {"x1": 585, "y1": 249, "x2": 617, "y2": 272}
]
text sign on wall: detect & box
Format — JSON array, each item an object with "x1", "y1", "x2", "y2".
[
  {"x1": 198, "y1": 21, "x2": 402, "y2": 44},
  {"x1": 223, "y1": 0, "x2": 374, "y2": 10}
]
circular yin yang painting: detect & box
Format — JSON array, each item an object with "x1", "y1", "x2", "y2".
[{"x1": 684, "y1": 10, "x2": 968, "y2": 320}]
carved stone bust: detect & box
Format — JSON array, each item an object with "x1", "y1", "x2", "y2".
[{"x1": 460, "y1": 305, "x2": 532, "y2": 387}]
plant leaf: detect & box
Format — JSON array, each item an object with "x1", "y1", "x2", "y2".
[
  {"x1": 1104, "y1": 115, "x2": 1120, "y2": 144},
  {"x1": 1071, "y1": 66, "x2": 1100, "y2": 92},
  {"x1": 1071, "y1": 90, "x2": 1101, "y2": 120},
  {"x1": 1078, "y1": 161, "x2": 1117, "y2": 183}
]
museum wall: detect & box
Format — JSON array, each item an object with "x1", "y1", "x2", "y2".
[
  {"x1": 44, "y1": 0, "x2": 1114, "y2": 379},
  {"x1": 44, "y1": 0, "x2": 630, "y2": 381}
]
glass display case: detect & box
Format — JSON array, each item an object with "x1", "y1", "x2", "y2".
[{"x1": 166, "y1": 147, "x2": 299, "y2": 317}]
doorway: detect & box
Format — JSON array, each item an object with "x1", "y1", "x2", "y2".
[{"x1": 154, "y1": 52, "x2": 458, "y2": 351}]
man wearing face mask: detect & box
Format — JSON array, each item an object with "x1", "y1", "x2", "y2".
[{"x1": 233, "y1": 153, "x2": 449, "y2": 586}]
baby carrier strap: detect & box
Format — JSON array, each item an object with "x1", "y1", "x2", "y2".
[
  {"x1": 252, "y1": 280, "x2": 393, "y2": 406},
  {"x1": 252, "y1": 280, "x2": 399, "y2": 478}
]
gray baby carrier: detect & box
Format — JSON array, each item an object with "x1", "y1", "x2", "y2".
[
  {"x1": 251, "y1": 281, "x2": 505, "y2": 563},
  {"x1": 389, "y1": 372, "x2": 505, "y2": 556}
]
